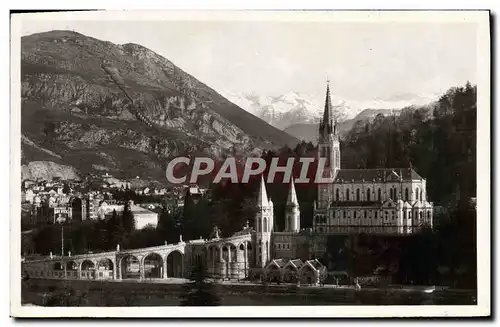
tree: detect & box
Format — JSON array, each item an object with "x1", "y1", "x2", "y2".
[
  {"x1": 122, "y1": 201, "x2": 136, "y2": 235},
  {"x1": 180, "y1": 261, "x2": 220, "y2": 306}
]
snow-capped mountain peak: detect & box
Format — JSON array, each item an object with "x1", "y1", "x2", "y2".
[{"x1": 220, "y1": 89, "x2": 439, "y2": 131}]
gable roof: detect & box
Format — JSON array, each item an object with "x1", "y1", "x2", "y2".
[
  {"x1": 334, "y1": 168, "x2": 423, "y2": 183},
  {"x1": 266, "y1": 259, "x2": 286, "y2": 269},
  {"x1": 307, "y1": 259, "x2": 324, "y2": 270},
  {"x1": 285, "y1": 259, "x2": 304, "y2": 269}
]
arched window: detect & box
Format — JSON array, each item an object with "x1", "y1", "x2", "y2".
[
  {"x1": 343, "y1": 211, "x2": 346, "y2": 218},
  {"x1": 375, "y1": 211, "x2": 378, "y2": 219},
  {"x1": 336, "y1": 188, "x2": 340, "y2": 201},
  {"x1": 378, "y1": 189, "x2": 382, "y2": 201},
  {"x1": 367, "y1": 189, "x2": 371, "y2": 202},
  {"x1": 346, "y1": 191, "x2": 350, "y2": 201},
  {"x1": 356, "y1": 189, "x2": 360, "y2": 201},
  {"x1": 420, "y1": 190, "x2": 423, "y2": 201},
  {"x1": 354, "y1": 211, "x2": 357, "y2": 218},
  {"x1": 427, "y1": 211, "x2": 430, "y2": 219},
  {"x1": 416, "y1": 188, "x2": 420, "y2": 201},
  {"x1": 389, "y1": 188, "x2": 393, "y2": 200},
  {"x1": 263, "y1": 217, "x2": 268, "y2": 232},
  {"x1": 364, "y1": 210, "x2": 367, "y2": 218},
  {"x1": 405, "y1": 188, "x2": 409, "y2": 201},
  {"x1": 287, "y1": 216, "x2": 291, "y2": 230}
]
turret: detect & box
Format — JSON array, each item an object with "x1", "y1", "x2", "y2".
[
  {"x1": 285, "y1": 179, "x2": 300, "y2": 232},
  {"x1": 317, "y1": 80, "x2": 341, "y2": 209},
  {"x1": 253, "y1": 174, "x2": 273, "y2": 268}
]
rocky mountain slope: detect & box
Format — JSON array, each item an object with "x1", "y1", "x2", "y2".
[{"x1": 21, "y1": 31, "x2": 297, "y2": 182}]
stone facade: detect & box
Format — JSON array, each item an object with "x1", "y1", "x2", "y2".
[{"x1": 313, "y1": 82, "x2": 433, "y2": 235}]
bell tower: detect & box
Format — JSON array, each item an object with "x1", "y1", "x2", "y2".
[
  {"x1": 317, "y1": 80, "x2": 340, "y2": 209},
  {"x1": 253, "y1": 175, "x2": 273, "y2": 268}
]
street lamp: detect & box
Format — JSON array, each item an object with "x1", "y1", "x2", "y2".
[{"x1": 56, "y1": 214, "x2": 66, "y2": 257}]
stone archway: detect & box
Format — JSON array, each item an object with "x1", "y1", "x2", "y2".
[
  {"x1": 66, "y1": 261, "x2": 78, "y2": 279},
  {"x1": 52, "y1": 262, "x2": 64, "y2": 278},
  {"x1": 53, "y1": 262, "x2": 63, "y2": 270},
  {"x1": 96, "y1": 258, "x2": 114, "y2": 280},
  {"x1": 121, "y1": 255, "x2": 140, "y2": 279},
  {"x1": 143, "y1": 253, "x2": 163, "y2": 279},
  {"x1": 166, "y1": 250, "x2": 183, "y2": 278},
  {"x1": 80, "y1": 259, "x2": 96, "y2": 280}
]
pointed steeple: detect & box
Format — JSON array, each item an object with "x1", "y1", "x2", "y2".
[
  {"x1": 320, "y1": 80, "x2": 333, "y2": 136},
  {"x1": 257, "y1": 174, "x2": 269, "y2": 207},
  {"x1": 323, "y1": 81, "x2": 332, "y2": 125},
  {"x1": 286, "y1": 179, "x2": 299, "y2": 207}
]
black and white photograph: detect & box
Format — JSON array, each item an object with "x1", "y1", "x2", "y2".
[{"x1": 9, "y1": 9, "x2": 490, "y2": 318}]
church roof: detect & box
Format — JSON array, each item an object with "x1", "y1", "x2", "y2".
[
  {"x1": 288, "y1": 259, "x2": 304, "y2": 269},
  {"x1": 274, "y1": 258, "x2": 287, "y2": 268},
  {"x1": 308, "y1": 259, "x2": 325, "y2": 270},
  {"x1": 334, "y1": 168, "x2": 423, "y2": 183}
]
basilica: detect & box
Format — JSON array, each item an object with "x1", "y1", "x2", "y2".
[{"x1": 312, "y1": 82, "x2": 434, "y2": 235}]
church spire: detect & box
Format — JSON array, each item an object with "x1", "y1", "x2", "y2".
[
  {"x1": 286, "y1": 178, "x2": 299, "y2": 207},
  {"x1": 320, "y1": 80, "x2": 333, "y2": 136},
  {"x1": 257, "y1": 174, "x2": 269, "y2": 207}
]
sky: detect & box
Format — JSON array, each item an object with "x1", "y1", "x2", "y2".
[{"x1": 20, "y1": 17, "x2": 478, "y2": 104}]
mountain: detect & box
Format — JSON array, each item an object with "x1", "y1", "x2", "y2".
[
  {"x1": 21, "y1": 30, "x2": 298, "y2": 182},
  {"x1": 222, "y1": 90, "x2": 439, "y2": 132},
  {"x1": 284, "y1": 108, "x2": 403, "y2": 143},
  {"x1": 220, "y1": 91, "x2": 325, "y2": 130},
  {"x1": 221, "y1": 90, "x2": 349, "y2": 130}
]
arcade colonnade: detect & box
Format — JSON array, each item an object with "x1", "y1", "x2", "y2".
[
  {"x1": 23, "y1": 249, "x2": 186, "y2": 281},
  {"x1": 204, "y1": 240, "x2": 253, "y2": 280}
]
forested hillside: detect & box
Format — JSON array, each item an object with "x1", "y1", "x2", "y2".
[{"x1": 342, "y1": 82, "x2": 476, "y2": 206}]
